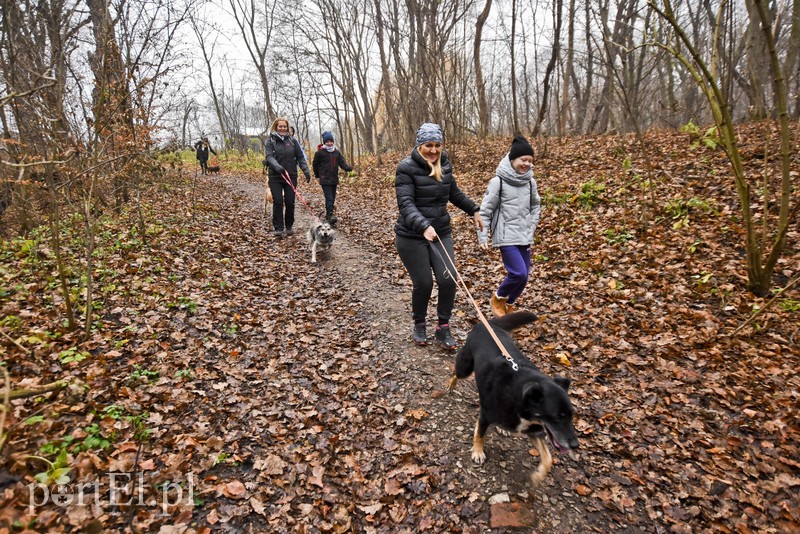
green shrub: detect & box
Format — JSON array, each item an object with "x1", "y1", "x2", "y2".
[
  {"x1": 779, "y1": 299, "x2": 800, "y2": 312},
  {"x1": 573, "y1": 179, "x2": 606, "y2": 209},
  {"x1": 603, "y1": 228, "x2": 635, "y2": 245},
  {"x1": 663, "y1": 197, "x2": 715, "y2": 229}
]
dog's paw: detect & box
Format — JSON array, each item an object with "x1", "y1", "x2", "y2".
[
  {"x1": 446, "y1": 376, "x2": 458, "y2": 391},
  {"x1": 471, "y1": 448, "x2": 486, "y2": 465},
  {"x1": 496, "y1": 428, "x2": 512, "y2": 437},
  {"x1": 529, "y1": 463, "x2": 551, "y2": 485}
]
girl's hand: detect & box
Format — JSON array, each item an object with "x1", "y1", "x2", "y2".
[
  {"x1": 423, "y1": 226, "x2": 437, "y2": 241},
  {"x1": 473, "y1": 212, "x2": 485, "y2": 232}
]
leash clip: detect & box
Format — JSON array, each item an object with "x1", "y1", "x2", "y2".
[{"x1": 506, "y1": 355, "x2": 519, "y2": 372}]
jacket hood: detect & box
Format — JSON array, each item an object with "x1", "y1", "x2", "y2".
[{"x1": 496, "y1": 154, "x2": 532, "y2": 187}]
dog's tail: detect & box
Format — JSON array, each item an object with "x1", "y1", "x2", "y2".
[{"x1": 489, "y1": 310, "x2": 538, "y2": 332}]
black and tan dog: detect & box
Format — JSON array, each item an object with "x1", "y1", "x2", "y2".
[
  {"x1": 448, "y1": 311, "x2": 579, "y2": 484},
  {"x1": 307, "y1": 219, "x2": 335, "y2": 263}
]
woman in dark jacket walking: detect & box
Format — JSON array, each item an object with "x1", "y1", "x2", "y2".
[
  {"x1": 312, "y1": 130, "x2": 353, "y2": 226},
  {"x1": 194, "y1": 137, "x2": 216, "y2": 175},
  {"x1": 265, "y1": 116, "x2": 312, "y2": 237},
  {"x1": 395, "y1": 122, "x2": 484, "y2": 350}
]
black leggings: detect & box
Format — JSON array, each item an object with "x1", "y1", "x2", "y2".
[
  {"x1": 395, "y1": 234, "x2": 456, "y2": 324},
  {"x1": 269, "y1": 177, "x2": 296, "y2": 231}
]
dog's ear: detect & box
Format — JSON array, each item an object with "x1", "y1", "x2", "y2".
[
  {"x1": 522, "y1": 382, "x2": 543, "y2": 405},
  {"x1": 553, "y1": 376, "x2": 571, "y2": 392}
]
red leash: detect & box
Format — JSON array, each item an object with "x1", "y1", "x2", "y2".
[{"x1": 280, "y1": 170, "x2": 321, "y2": 223}]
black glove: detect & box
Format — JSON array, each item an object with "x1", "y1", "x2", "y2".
[{"x1": 275, "y1": 165, "x2": 285, "y2": 174}]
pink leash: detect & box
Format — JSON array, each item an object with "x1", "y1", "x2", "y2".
[{"x1": 280, "y1": 170, "x2": 321, "y2": 223}]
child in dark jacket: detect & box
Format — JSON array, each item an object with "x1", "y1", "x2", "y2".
[
  {"x1": 194, "y1": 137, "x2": 217, "y2": 175},
  {"x1": 312, "y1": 131, "x2": 353, "y2": 226}
]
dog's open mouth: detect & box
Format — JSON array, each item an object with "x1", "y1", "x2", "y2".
[{"x1": 543, "y1": 424, "x2": 570, "y2": 454}]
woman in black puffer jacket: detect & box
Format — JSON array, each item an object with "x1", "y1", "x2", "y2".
[
  {"x1": 264, "y1": 116, "x2": 311, "y2": 237},
  {"x1": 395, "y1": 122, "x2": 484, "y2": 350}
]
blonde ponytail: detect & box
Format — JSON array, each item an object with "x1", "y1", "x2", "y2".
[{"x1": 428, "y1": 157, "x2": 443, "y2": 181}]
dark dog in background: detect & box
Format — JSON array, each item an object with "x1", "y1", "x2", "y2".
[
  {"x1": 207, "y1": 165, "x2": 221, "y2": 174},
  {"x1": 307, "y1": 219, "x2": 335, "y2": 263},
  {"x1": 448, "y1": 311, "x2": 579, "y2": 484}
]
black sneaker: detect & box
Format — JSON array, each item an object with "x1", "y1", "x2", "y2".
[
  {"x1": 435, "y1": 324, "x2": 457, "y2": 350},
  {"x1": 412, "y1": 323, "x2": 427, "y2": 346},
  {"x1": 273, "y1": 230, "x2": 284, "y2": 238},
  {"x1": 286, "y1": 227, "x2": 294, "y2": 236}
]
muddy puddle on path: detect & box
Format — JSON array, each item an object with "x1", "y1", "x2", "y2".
[{"x1": 220, "y1": 175, "x2": 613, "y2": 533}]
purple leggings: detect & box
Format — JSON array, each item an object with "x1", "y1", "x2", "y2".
[{"x1": 497, "y1": 245, "x2": 531, "y2": 304}]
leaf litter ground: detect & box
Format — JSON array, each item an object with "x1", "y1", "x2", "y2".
[{"x1": 1, "y1": 123, "x2": 798, "y2": 533}]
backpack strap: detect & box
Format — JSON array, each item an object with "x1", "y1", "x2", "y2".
[
  {"x1": 490, "y1": 177, "x2": 503, "y2": 235},
  {"x1": 530, "y1": 181, "x2": 534, "y2": 209}
]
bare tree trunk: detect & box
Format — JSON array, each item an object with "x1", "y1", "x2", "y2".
[
  {"x1": 228, "y1": 0, "x2": 276, "y2": 120},
  {"x1": 574, "y1": 0, "x2": 593, "y2": 133},
  {"x1": 0, "y1": 0, "x2": 81, "y2": 226},
  {"x1": 510, "y1": 0, "x2": 519, "y2": 133},
  {"x1": 81, "y1": 197, "x2": 95, "y2": 340},
  {"x1": 86, "y1": 0, "x2": 137, "y2": 210},
  {"x1": 590, "y1": 0, "x2": 636, "y2": 133},
  {"x1": 373, "y1": 0, "x2": 395, "y2": 153},
  {"x1": 533, "y1": 0, "x2": 563, "y2": 136},
  {"x1": 743, "y1": 0, "x2": 770, "y2": 119},
  {"x1": 302, "y1": 0, "x2": 378, "y2": 153},
  {"x1": 752, "y1": 0, "x2": 796, "y2": 287},
  {"x1": 520, "y1": 12, "x2": 534, "y2": 133},
  {"x1": 559, "y1": 0, "x2": 576, "y2": 135},
  {"x1": 44, "y1": 168, "x2": 77, "y2": 331},
  {"x1": 189, "y1": 15, "x2": 229, "y2": 145},
  {"x1": 474, "y1": 0, "x2": 493, "y2": 136},
  {"x1": 181, "y1": 102, "x2": 192, "y2": 147},
  {"x1": 786, "y1": 0, "x2": 800, "y2": 118}
]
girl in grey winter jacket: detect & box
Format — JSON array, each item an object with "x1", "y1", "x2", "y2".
[{"x1": 477, "y1": 136, "x2": 541, "y2": 316}]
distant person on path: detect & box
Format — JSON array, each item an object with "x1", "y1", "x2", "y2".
[
  {"x1": 477, "y1": 135, "x2": 541, "y2": 317},
  {"x1": 265, "y1": 117, "x2": 312, "y2": 237},
  {"x1": 312, "y1": 131, "x2": 353, "y2": 227},
  {"x1": 394, "y1": 122, "x2": 484, "y2": 350},
  {"x1": 289, "y1": 126, "x2": 307, "y2": 162},
  {"x1": 194, "y1": 136, "x2": 216, "y2": 175}
]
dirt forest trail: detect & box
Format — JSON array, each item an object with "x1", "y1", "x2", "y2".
[{"x1": 209, "y1": 173, "x2": 609, "y2": 532}]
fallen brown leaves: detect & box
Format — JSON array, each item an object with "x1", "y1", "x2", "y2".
[
  {"x1": 341, "y1": 122, "x2": 799, "y2": 532},
  {"x1": 0, "y1": 122, "x2": 797, "y2": 532}
]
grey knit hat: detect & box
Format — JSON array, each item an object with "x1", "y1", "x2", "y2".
[{"x1": 415, "y1": 123, "x2": 444, "y2": 146}]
